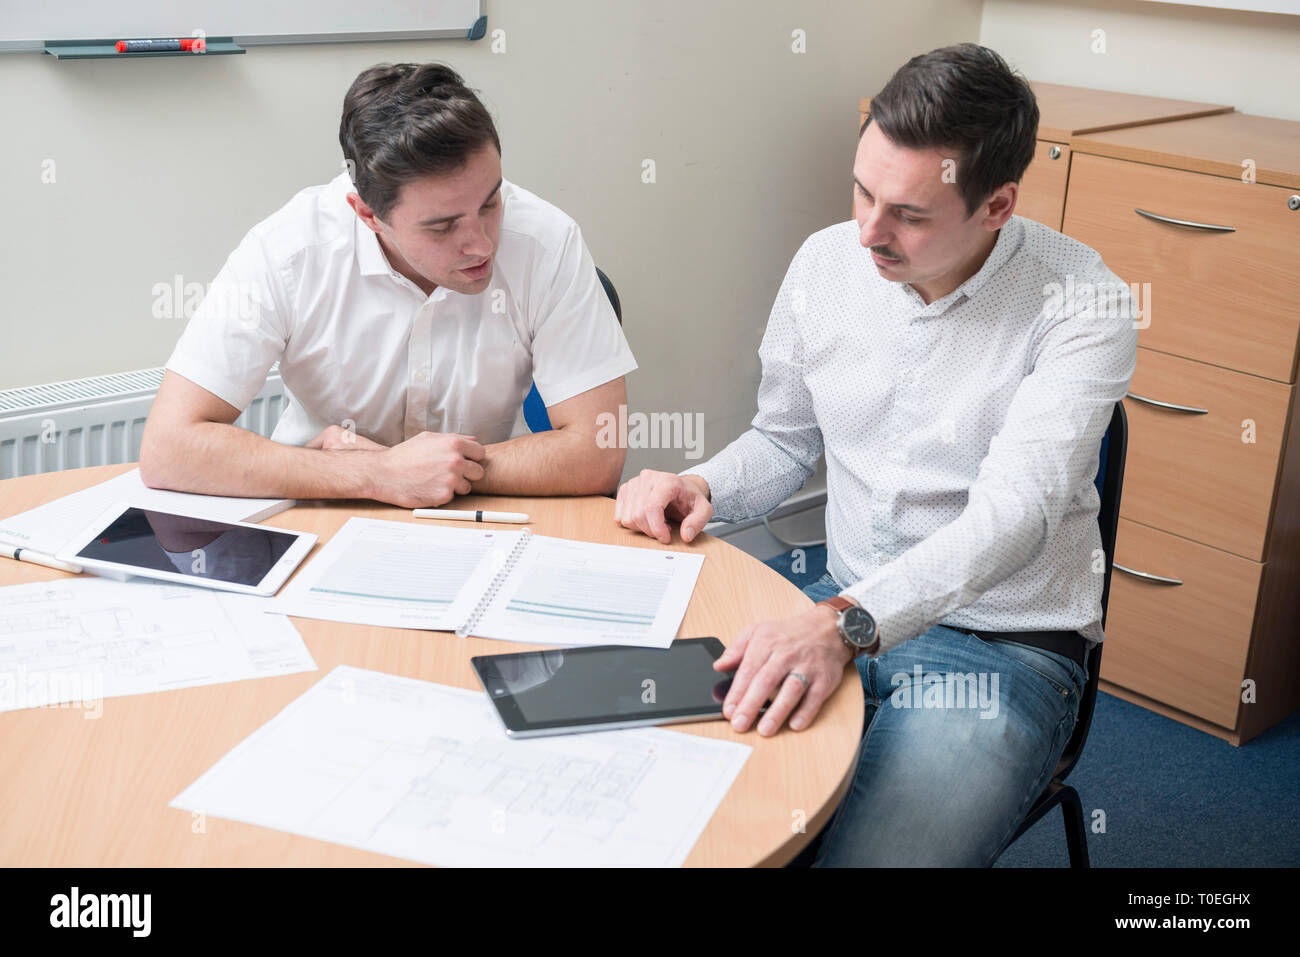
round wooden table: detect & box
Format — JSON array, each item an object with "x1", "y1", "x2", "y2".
[{"x1": 0, "y1": 463, "x2": 863, "y2": 867}]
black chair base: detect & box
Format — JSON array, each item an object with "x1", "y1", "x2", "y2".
[{"x1": 1004, "y1": 778, "x2": 1091, "y2": 868}]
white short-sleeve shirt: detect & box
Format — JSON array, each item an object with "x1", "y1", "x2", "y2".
[{"x1": 166, "y1": 173, "x2": 636, "y2": 447}]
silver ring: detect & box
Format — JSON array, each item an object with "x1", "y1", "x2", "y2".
[{"x1": 787, "y1": 671, "x2": 809, "y2": 691}]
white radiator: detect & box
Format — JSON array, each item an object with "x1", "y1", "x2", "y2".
[{"x1": 0, "y1": 368, "x2": 287, "y2": 480}]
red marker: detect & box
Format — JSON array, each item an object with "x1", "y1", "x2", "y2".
[{"x1": 114, "y1": 38, "x2": 206, "y2": 53}]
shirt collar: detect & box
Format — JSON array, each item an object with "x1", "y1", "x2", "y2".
[
  {"x1": 345, "y1": 174, "x2": 514, "y2": 302},
  {"x1": 352, "y1": 203, "x2": 395, "y2": 278},
  {"x1": 344, "y1": 181, "x2": 451, "y2": 301},
  {"x1": 955, "y1": 214, "x2": 1023, "y2": 300},
  {"x1": 901, "y1": 215, "x2": 1025, "y2": 316}
]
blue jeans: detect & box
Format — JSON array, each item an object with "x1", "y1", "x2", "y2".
[{"x1": 801, "y1": 571, "x2": 1088, "y2": 867}]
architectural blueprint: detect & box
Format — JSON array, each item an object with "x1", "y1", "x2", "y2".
[
  {"x1": 171, "y1": 665, "x2": 751, "y2": 867},
  {"x1": 0, "y1": 578, "x2": 315, "y2": 715}
]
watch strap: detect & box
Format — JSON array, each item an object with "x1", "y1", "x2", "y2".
[{"x1": 817, "y1": 595, "x2": 880, "y2": 658}]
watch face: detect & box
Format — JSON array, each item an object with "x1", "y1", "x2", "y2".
[{"x1": 841, "y1": 606, "x2": 877, "y2": 648}]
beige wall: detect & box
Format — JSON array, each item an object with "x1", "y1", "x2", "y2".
[
  {"x1": 0, "y1": 0, "x2": 980, "y2": 480},
  {"x1": 5, "y1": 0, "x2": 1294, "y2": 482},
  {"x1": 981, "y1": 0, "x2": 1300, "y2": 121}
]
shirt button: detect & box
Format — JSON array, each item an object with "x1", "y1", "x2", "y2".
[
  {"x1": 888, "y1": 448, "x2": 906, "y2": 464},
  {"x1": 873, "y1": 488, "x2": 888, "y2": 502},
  {"x1": 415, "y1": 368, "x2": 429, "y2": 382}
]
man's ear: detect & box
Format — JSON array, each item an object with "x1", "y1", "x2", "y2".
[
  {"x1": 983, "y1": 182, "x2": 1018, "y2": 229},
  {"x1": 347, "y1": 192, "x2": 384, "y2": 235}
]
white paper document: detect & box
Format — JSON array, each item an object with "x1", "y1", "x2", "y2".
[
  {"x1": 269, "y1": 518, "x2": 705, "y2": 648},
  {"x1": 269, "y1": 517, "x2": 512, "y2": 631},
  {"x1": 171, "y1": 665, "x2": 751, "y2": 867},
  {"x1": 469, "y1": 534, "x2": 705, "y2": 647},
  {"x1": 0, "y1": 578, "x2": 316, "y2": 714},
  {"x1": 0, "y1": 467, "x2": 295, "y2": 556}
]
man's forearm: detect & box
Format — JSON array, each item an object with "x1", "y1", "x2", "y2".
[
  {"x1": 475, "y1": 428, "x2": 625, "y2": 496},
  {"x1": 682, "y1": 427, "x2": 815, "y2": 523},
  {"x1": 140, "y1": 420, "x2": 377, "y2": 500}
]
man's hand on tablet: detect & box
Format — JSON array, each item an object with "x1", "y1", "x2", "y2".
[{"x1": 714, "y1": 607, "x2": 852, "y2": 735}]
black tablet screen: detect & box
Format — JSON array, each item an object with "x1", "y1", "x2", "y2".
[
  {"x1": 476, "y1": 638, "x2": 729, "y2": 729},
  {"x1": 75, "y1": 507, "x2": 297, "y2": 587}
]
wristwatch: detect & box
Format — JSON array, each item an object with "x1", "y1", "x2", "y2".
[{"x1": 817, "y1": 595, "x2": 880, "y2": 658}]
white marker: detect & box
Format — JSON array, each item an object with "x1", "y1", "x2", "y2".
[
  {"x1": 0, "y1": 543, "x2": 83, "y2": 574},
  {"x1": 412, "y1": 509, "x2": 530, "y2": 524}
]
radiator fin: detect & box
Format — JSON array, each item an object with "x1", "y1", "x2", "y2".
[{"x1": 0, "y1": 367, "x2": 285, "y2": 480}]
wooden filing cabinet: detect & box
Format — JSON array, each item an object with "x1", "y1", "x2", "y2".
[
  {"x1": 858, "y1": 83, "x2": 1231, "y2": 229},
  {"x1": 1063, "y1": 112, "x2": 1300, "y2": 744}
]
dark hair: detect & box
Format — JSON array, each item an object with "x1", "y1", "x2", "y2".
[
  {"x1": 861, "y1": 43, "x2": 1038, "y2": 217},
  {"x1": 339, "y1": 62, "x2": 501, "y2": 220}
]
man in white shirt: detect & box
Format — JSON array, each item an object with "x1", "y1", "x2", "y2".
[
  {"x1": 615, "y1": 44, "x2": 1137, "y2": 866},
  {"x1": 141, "y1": 63, "x2": 636, "y2": 506}
]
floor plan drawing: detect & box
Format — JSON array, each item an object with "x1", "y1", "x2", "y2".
[
  {"x1": 172, "y1": 666, "x2": 751, "y2": 867},
  {"x1": 0, "y1": 578, "x2": 315, "y2": 714}
]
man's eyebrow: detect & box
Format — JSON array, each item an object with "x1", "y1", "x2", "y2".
[
  {"x1": 417, "y1": 179, "x2": 504, "y2": 227},
  {"x1": 854, "y1": 178, "x2": 930, "y2": 214}
]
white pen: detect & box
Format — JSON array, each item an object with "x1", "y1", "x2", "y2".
[
  {"x1": 0, "y1": 542, "x2": 83, "y2": 574},
  {"x1": 412, "y1": 508, "x2": 530, "y2": 524}
]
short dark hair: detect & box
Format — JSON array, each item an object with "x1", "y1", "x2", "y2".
[
  {"x1": 861, "y1": 43, "x2": 1038, "y2": 217},
  {"x1": 339, "y1": 62, "x2": 501, "y2": 220}
]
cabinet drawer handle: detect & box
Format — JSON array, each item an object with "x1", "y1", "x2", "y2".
[
  {"x1": 1133, "y1": 208, "x2": 1236, "y2": 233},
  {"x1": 1125, "y1": 392, "x2": 1209, "y2": 415},
  {"x1": 1114, "y1": 563, "x2": 1183, "y2": 586}
]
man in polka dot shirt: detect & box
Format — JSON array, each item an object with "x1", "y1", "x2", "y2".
[{"x1": 615, "y1": 43, "x2": 1137, "y2": 866}]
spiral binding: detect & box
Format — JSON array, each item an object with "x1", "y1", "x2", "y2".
[{"x1": 455, "y1": 527, "x2": 533, "y2": 637}]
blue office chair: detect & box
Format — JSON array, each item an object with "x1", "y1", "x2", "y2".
[
  {"x1": 521, "y1": 267, "x2": 623, "y2": 433},
  {"x1": 994, "y1": 400, "x2": 1128, "y2": 868}
]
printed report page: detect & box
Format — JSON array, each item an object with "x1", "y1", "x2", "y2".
[{"x1": 467, "y1": 535, "x2": 704, "y2": 648}]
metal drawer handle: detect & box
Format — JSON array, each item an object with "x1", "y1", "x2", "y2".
[
  {"x1": 1125, "y1": 392, "x2": 1209, "y2": 415},
  {"x1": 1134, "y1": 207, "x2": 1236, "y2": 233},
  {"x1": 1114, "y1": 563, "x2": 1183, "y2": 586}
]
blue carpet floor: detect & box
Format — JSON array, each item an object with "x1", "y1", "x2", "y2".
[{"x1": 763, "y1": 546, "x2": 1300, "y2": 866}]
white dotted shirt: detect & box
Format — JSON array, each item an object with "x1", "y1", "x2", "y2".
[{"x1": 684, "y1": 215, "x2": 1138, "y2": 654}]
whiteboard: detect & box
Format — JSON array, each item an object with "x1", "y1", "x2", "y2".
[
  {"x1": 1140, "y1": 0, "x2": 1300, "y2": 14},
  {"x1": 0, "y1": 0, "x2": 486, "y2": 54}
]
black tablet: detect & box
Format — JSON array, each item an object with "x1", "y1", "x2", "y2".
[{"x1": 472, "y1": 637, "x2": 732, "y2": 737}]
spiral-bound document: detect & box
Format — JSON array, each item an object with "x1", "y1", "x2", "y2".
[{"x1": 269, "y1": 517, "x2": 705, "y2": 648}]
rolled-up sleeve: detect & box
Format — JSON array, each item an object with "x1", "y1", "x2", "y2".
[{"x1": 842, "y1": 294, "x2": 1138, "y2": 653}]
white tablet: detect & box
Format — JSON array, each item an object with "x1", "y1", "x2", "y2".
[{"x1": 57, "y1": 503, "x2": 316, "y2": 597}]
